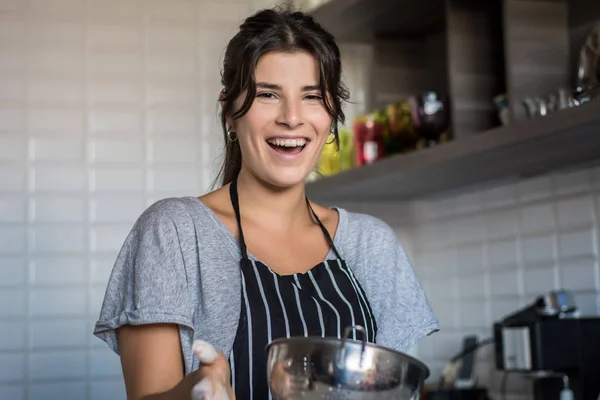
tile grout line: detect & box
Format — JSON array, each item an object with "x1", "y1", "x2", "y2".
[
  {"x1": 195, "y1": 0, "x2": 204, "y2": 194},
  {"x1": 142, "y1": 0, "x2": 151, "y2": 207},
  {"x1": 23, "y1": 1, "x2": 32, "y2": 398},
  {"x1": 83, "y1": 0, "x2": 92, "y2": 398}
]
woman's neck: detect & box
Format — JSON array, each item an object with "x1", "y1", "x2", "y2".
[{"x1": 235, "y1": 169, "x2": 312, "y2": 231}]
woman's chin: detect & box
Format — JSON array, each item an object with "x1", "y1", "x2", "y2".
[{"x1": 262, "y1": 168, "x2": 313, "y2": 190}]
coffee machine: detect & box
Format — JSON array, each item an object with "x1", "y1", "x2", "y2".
[{"x1": 493, "y1": 290, "x2": 600, "y2": 400}]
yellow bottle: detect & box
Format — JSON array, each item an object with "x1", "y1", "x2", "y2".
[{"x1": 317, "y1": 134, "x2": 341, "y2": 177}]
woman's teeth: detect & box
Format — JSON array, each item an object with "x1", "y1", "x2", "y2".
[{"x1": 267, "y1": 138, "x2": 307, "y2": 147}]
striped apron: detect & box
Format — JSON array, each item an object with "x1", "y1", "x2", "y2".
[{"x1": 228, "y1": 177, "x2": 378, "y2": 399}]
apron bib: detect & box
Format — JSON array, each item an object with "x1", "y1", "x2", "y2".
[{"x1": 227, "y1": 177, "x2": 377, "y2": 399}]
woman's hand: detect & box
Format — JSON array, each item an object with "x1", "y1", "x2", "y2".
[{"x1": 190, "y1": 340, "x2": 235, "y2": 400}]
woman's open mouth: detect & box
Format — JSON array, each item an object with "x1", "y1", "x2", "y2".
[{"x1": 266, "y1": 138, "x2": 308, "y2": 155}]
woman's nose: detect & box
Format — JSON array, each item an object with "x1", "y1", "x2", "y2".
[{"x1": 276, "y1": 99, "x2": 303, "y2": 130}]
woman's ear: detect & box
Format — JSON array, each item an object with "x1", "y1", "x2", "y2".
[
  {"x1": 225, "y1": 117, "x2": 235, "y2": 132},
  {"x1": 219, "y1": 90, "x2": 226, "y2": 113}
]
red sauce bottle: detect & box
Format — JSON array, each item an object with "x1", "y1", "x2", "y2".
[{"x1": 353, "y1": 115, "x2": 384, "y2": 166}]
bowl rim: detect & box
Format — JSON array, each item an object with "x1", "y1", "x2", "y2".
[{"x1": 266, "y1": 335, "x2": 430, "y2": 379}]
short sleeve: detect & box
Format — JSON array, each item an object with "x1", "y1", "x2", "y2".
[
  {"x1": 372, "y1": 223, "x2": 439, "y2": 352},
  {"x1": 93, "y1": 200, "x2": 195, "y2": 355}
]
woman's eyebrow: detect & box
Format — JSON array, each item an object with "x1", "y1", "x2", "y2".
[{"x1": 256, "y1": 82, "x2": 320, "y2": 91}]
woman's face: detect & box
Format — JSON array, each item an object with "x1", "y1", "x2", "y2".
[{"x1": 229, "y1": 50, "x2": 333, "y2": 189}]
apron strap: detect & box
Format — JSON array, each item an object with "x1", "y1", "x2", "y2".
[
  {"x1": 306, "y1": 199, "x2": 342, "y2": 260},
  {"x1": 229, "y1": 175, "x2": 341, "y2": 260},
  {"x1": 229, "y1": 176, "x2": 248, "y2": 259}
]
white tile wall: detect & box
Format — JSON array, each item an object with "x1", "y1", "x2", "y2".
[
  {"x1": 0, "y1": 0, "x2": 287, "y2": 399},
  {"x1": 356, "y1": 164, "x2": 600, "y2": 399}
]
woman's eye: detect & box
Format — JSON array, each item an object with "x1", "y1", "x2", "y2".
[
  {"x1": 305, "y1": 95, "x2": 322, "y2": 101},
  {"x1": 256, "y1": 92, "x2": 276, "y2": 99}
]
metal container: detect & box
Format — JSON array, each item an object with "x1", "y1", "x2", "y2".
[{"x1": 266, "y1": 326, "x2": 430, "y2": 400}]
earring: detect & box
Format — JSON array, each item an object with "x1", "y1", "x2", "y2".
[
  {"x1": 227, "y1": 127, "x2": 238, "y2": 142},
  {"x1": 325, "y1": 131, "x2": 336, "y2": 145}
]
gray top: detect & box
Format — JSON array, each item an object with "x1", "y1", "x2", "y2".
[{"x1": 93, "y1": 197, "x2": 439, "y2": 375}]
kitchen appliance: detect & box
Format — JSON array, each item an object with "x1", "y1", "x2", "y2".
[
  {"x1": 427, "y1": 335, "x2": 492, "y2": 400},
  {"x1": 266, "y1": 325, "x2": 430, "y2": 399},
  {"x1": 454, "y1": 335, "x2": 479, "y2": 389},
  {"x1": 493, "y1": 290, "x2": 600, "y2": 400},
  {"x1": 424, "y1": 387, "x2": 489, "y2": 400},
  {"x1": 574, "y1": 22, "x2": 600, "y2": 104}
]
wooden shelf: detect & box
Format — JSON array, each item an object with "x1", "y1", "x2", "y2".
[
  {"x1": 306, "y1": 100, "x2": 600, "y2": 202},
  {"x1": 304, "y1": 0, "x2": 600, "y2": 202},
  {"x1": 308, "y1": 0, "x2": 446, "y2": 41}
]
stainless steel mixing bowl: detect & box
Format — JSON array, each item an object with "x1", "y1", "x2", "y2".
[{"x1": 266, "y1": 326, "x2": 430, "y2": 400}]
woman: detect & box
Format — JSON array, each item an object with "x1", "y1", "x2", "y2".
[{"x1": 94, "y1": 6, "x2": 438, "y2": 400}]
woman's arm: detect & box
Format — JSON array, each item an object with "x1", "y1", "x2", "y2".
[
  {"x1": 93, "y1": 199, "x2": 234, "y2": 399},
  {"x1": 118, "y1": 323, "x2": 234, "y2": 400},
  {"x1": 118, "y1": 323, "x2": 189, "y2": 399}
]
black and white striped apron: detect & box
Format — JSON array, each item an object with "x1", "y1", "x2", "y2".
[{"x1": 228, "y1": 177, "x2": 378, "y2": 399}]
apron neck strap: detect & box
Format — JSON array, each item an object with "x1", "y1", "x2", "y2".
[
  {"x1": 229, "y1": 176, "x2": 248, "y2": 259},
  {"x1": 306, "y1": 198, "x2": 341, "y2": 259},
  {"x1": 229, "y1": 176, "x2": 341, "y2": 260}
]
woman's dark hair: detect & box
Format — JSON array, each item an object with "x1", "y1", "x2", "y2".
[{"x1": 214, "y1": 6, "x2": 350, "y2": 187}]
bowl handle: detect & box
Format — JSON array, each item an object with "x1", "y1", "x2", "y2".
[
  {"x1": 337, "y1": 325, "x2": 368, "y2": 368},
  {"x1": 342, "y1": 325, "x2": 367, "y2": 342}
]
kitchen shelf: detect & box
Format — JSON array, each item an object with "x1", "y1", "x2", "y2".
[
  {"x1": 306, "y1": 100, "x2": 600, "y2": 202},
  {"x1": 310, "y1": 0, "x2": 508, "y2": 141},
  {"x1": 307, "y1": 0, "x2": 446, "y2": 41},
  {"x1": 304, "y1": 0, "x2": 600, "y2": 202}
]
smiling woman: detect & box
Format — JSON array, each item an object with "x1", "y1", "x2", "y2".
[
  {"x1": 93, "y1": 5, "x2": 438, "y2": 400},
  {"x1": 215, "y1": 12, "x2": 349, "y2": 190},
  {"x1": 223, "y1": 51, "x2": 335, "y2": 187}
]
